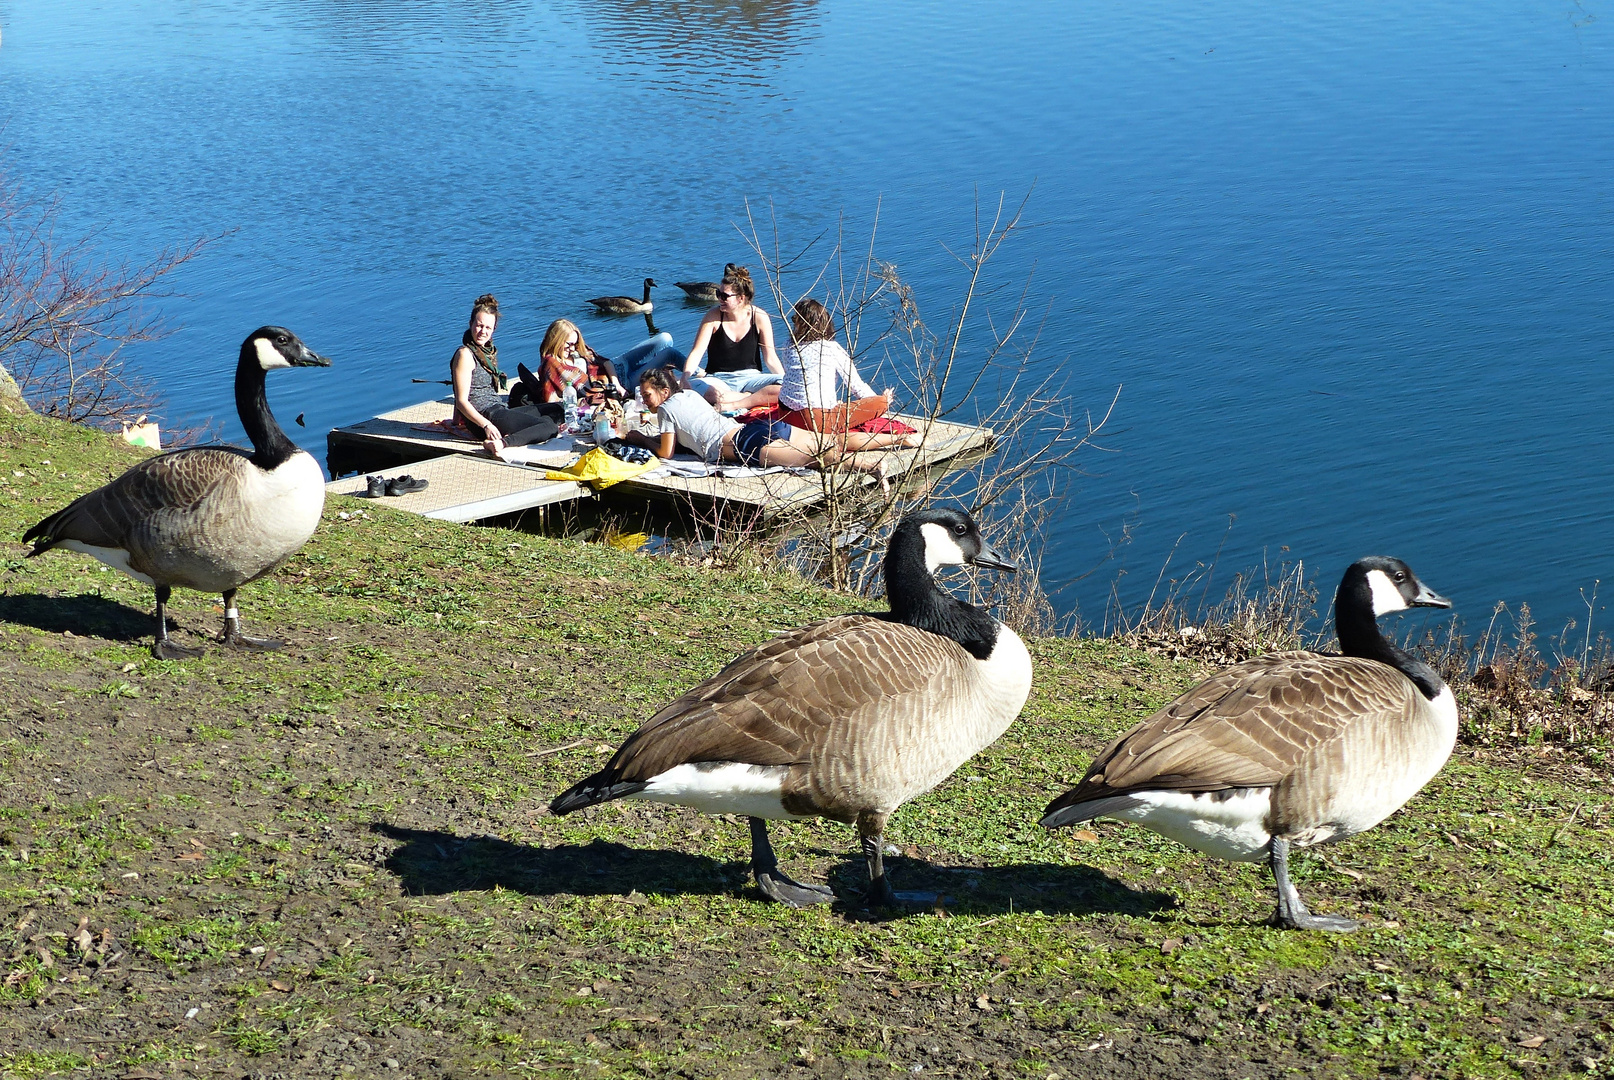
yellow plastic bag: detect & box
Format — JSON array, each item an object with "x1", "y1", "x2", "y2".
[
  {"x1": 120, "y1": 415, "x2": 161, "y2": 450},
  {"x1": 543, "y1": 446, "x2": 657, "y2": 491}
]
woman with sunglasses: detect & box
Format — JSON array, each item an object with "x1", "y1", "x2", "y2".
[
  {"x1": 680, "y1": 264, "x2": 784, "y2": 412},
  {"x1": 526, "y1": 319, "x2": 625, "y2": 406}
]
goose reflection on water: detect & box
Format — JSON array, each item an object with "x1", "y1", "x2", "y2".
[{"x1": 583, "y1": 0, "x2": 824, "y2": 93}]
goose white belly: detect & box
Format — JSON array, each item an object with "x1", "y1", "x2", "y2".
[
  {"x1": 135, "y1": 452, "x2": 325, "y2": 592},
  {"x1": 1107, "y1": 789, "x2": 1277, "y2": 862},
  {"x1": 635, "y1": 762, "x2": 804, "y2": 820},
  {"x1": 58, "y1": 541, "x2": 157, "y2": 585},
  {"x1": 1107, "y1": 686, "x2": 1460, "y2": 860}
]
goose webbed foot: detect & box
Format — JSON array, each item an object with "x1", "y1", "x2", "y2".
[
  {"x1": 755, "y1": 868, "x2": 835, "y2": 908},
  {"x1": 153, "y1": 638, "x2": 203, "y2": 661},
  {"x1": 748, "y1": 817, "x2": 833, "y2": 908},
  {"x1": 1269, "y1": 836, "x2": 1359, "y2": 933},
  {"x1": 222, "y1": 630, "x2": 285, "y2": 651},
  {"x1": 219, "y1": 592, "x2": 284, "y2": 651}
]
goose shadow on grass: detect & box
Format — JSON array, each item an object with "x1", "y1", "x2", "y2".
[
  {"x1": 372, "y1": 823, "x2": 1172, "y2": 917},
  {"x1": 0, "y1": 592, "x2": 156, "y2": 642}
]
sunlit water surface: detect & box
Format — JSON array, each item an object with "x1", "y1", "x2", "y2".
[{"x1": 1, "y1": 0, "x2": 1610, "y2": 637}]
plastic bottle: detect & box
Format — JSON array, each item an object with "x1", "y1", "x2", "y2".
[{"x1": 561, "y1": 383, "x2": 578, "y2": 429}]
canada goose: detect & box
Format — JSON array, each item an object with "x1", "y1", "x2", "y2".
[
  {"x1": 23, "y1": 327, "x2": 331, "y2": 660},
  {"x1": 673, "y1": 281, "x2": 721, "y2": 304},
  {"x1": 587, "y1": 278, "x2": 656, "y2": 315},
  {"x1": 1041, "y1": 557, "x2": 1456, "y2": 931},
  {"x1": 550, "y1": 507, "x2": 1032, "y2": 907}
]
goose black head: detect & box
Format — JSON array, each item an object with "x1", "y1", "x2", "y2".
[
  {"x1": 1338, "y1": 556, "x2": 1451, "y2": 620},
  {"x1": 1335, "y1": 557, "x2": 1453, "y2": 698},
  {"x1": 896, "y1": 507, "x2": 1018, "y2": 576},
  {"x1": 244, "y1": 326, "x2": 332, "y2": 372},
  {"x1": 643, "y1": 278, "x2": 657, "y2": 289}
]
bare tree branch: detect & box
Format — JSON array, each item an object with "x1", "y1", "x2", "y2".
[{"x1": 0, "y1": 161, "x2": 216, "y2": 433}]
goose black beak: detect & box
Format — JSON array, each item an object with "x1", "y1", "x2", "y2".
[
  {"x1": 970, "y1": 541, "x2": 1018, "y2": 574},
  {"x1": 1410, "y1": 582, "x2": 1451, "y2": 609},
  {"x1": 292, "y1": 345, "x2": 332, "y2": 368}
]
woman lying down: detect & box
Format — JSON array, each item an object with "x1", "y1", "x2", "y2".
[{"x1": 622, "y1": 368, "x2": 918, "y2": 490}]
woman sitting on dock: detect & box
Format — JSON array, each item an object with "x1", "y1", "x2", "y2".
[
  {"x1": 680, "y1": 264, "x2": 785, "y2": 412},
  {"x1": 516, "y1": 319, "x2": 682, "y2": 406},
  {"x1": 451, "y1": 294, "x2": 563, "y2": 455},
  {"x1": 524, "y1": 319, "x2": 623, "y2": 405},
  {"x1": 624, "y1": 368, "x2": 899, "y2": 489},
  {"x1": 779, "y1": 298, "x2": 920, "y2": 452}
]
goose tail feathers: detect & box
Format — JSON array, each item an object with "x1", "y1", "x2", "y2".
[
  {"x1": 549, "y1": 774, "x2": 648, "y2": 815},
  {"x1": 1040, "y1": 793, "x2": 1144, "y2": 829},
  {"x1": 22, "y1": 501, "x2": 80, "y2": 555}
]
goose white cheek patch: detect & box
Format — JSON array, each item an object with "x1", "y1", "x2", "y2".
[
  {"x1": 1366, "y1": 569, "x2": 1407, "y2": 616},
  {"x1": 920, "y1": 523, "x2": 967, "y2": 573},
  {"x1": 253, "y1": 337, "x2": 292, "y2": 370}
]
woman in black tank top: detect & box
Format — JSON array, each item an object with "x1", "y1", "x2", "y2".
[{"x1": 680, "y1": 264, "x2": 785, "y2": 412}]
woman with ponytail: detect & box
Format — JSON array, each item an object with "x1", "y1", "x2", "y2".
[{"x1": 449, "y1": 294, "x2": 563, "y2": 454}]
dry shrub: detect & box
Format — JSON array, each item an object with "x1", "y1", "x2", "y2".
[
  {"x1": 693, "y1": 192, "x2": 1117, "y2": 636},
  {"x1": 1414, "y1": 600, "x2": 1614, "y2": 759},
  {"x1": 1112, "y1": 556, "x2": 1317, "y2": 666}
]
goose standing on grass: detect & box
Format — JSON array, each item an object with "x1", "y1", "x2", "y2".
[
  {"x1": 23, "y1": 327, "x2": 331, "y2": 660},
  {"x1": 550, "y1": 507, "x2": 1033, "y2": 907},
  {"x1": 587, "y1": 277, "x2": 656, "y2": 315},
  {"x1": 1041, "y1": 557, "x2": 1456, "y2": 931}
]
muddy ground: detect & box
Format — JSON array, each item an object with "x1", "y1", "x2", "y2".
[{"x1": 1, "y1": 415, "x2": 1611, "y2": 1079}]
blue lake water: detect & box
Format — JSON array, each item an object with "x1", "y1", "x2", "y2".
[{"x1": 1, "y1": 0, "x2": 1610, "y2": 639}]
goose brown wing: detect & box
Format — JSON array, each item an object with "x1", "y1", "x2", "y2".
[
  {"x1": 24, "y1": 448, "x2": 250, "y2": 552},
  {"x1": 1049, "y1": 652, "x2": 1418, "y2": 809},
  {"x1": 597, "y1": 614, "x2": 967, "y2": 783}
]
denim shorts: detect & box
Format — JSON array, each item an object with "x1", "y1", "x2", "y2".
[
  {"x1": 693, "y1": 368, "x2": 783, "y2": 396},
  {"x1": 731, "y1": 419, "x2": 793, "y2": 465}
]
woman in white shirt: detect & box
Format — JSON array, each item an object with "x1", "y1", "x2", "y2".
[
  {"x1": 624, "y1": 368, "x2": 899, "y2": 489},
  {"x1": 778, "y1": 298, "x2": 918, "y2": 451}
]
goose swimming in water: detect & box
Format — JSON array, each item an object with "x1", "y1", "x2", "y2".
[
  {"x1": 1041, "y1": 557, "x2": 1456, "y2": 931},
  {"x1": 23, "y1": 327, "x2": 331, "y2": 659},
  {"x1": 550, "y1": 507, "x2": 1033, "y2": 907},
  {"x1": 672, "y1": 281, "x2": 721, "y2": 304},
  {"x1": 587, "y1": 278, "x2": 656, "y2": 315}
]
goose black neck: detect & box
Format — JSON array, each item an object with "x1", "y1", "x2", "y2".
[
  {"x1": 1335, "y1": 581, "x2": 1445, "y2": 700},
  {"x1": 884, "y1": 527, "x2": 999, "y2": 661},
  {"x1": 235, "y1": 346, "x2": 298, "y2": 470}
]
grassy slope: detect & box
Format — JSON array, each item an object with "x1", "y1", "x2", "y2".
[{"x1": 0, "y1": 410, "x2": 1610, "y2": 1079}]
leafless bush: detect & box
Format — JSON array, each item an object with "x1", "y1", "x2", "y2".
[
  {"x1": 1409, "y1": 598, "x2": 1614, "y2": 755},
  {"x1": 1110, "y1": 546, "x2": 1319, "y2": 665},
  {"x1": 0, "y1": 160, "x2": 211, "y2": 433},
  {"x1": 705, "y1": 192, "x2": 1116, "y2": 635}
]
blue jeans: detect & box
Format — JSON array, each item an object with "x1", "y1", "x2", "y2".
[
  {"x1": 611, "y1": 333, "x2": 686, "y2": 390},
  {"x1": 692, "y1": 369, "x2": 784, "y2": 396}
]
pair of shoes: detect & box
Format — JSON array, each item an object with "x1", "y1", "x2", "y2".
[
  {"x1": 358, "y1": 475, "x2": 386, "y2": 498},
  {"x1": 385, "y1": 475, "x2": 428, "y2": 496}
]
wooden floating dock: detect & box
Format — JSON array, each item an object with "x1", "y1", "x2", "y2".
[
  {"x1": 326, "y1": 395, "x2": 994, "y2": 522},
  {"x1": 323, "y1": 454, "x2": 589, "y2": 523}
]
